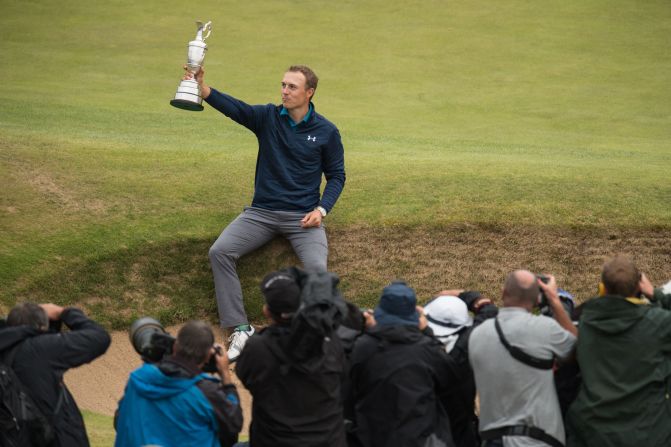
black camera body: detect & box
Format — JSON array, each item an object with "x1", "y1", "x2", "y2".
[
  {"x1": 536, "y1": 274, "x2": 552, "y2": 308},
  {"x1": 129, "y1": 317, "x2": 219, "y2": 373},
  {"x1": 0, "y1": 316, "x2": 63, "y2": 333},
  {"x1": 535, "y1": 275, "x2": 576, "y2": 320}
]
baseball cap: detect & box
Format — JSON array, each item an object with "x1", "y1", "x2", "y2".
[
  {"x1": 260, "y1": 271, "x2": 301, "y2": 319},
  {"x1": 374, "y1": 281, "x2": 419, "y2": 327},
  {"x1": 663, "y1": 280, "x2": 671, "y2": 295}
]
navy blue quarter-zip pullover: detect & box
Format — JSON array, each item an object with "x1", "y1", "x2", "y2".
[{"x1": 205, "y1": 89, "x2": 346, "y2": 213}]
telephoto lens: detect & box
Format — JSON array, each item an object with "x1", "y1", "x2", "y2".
[{"x1": 129, "y1": 317, "x2": 175, "y2": 363}]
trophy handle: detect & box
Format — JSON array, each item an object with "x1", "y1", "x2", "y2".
[
  {"x1": 202, "y1": 21, "x2": 212, "y2": 40},
  {"x1": 195, "y1": 21, "x2": 212, "y2": 41}
]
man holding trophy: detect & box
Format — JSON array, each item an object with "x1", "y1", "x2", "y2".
[{"x1": 173, "y1": 22, "x2": 346, "y2": 361}]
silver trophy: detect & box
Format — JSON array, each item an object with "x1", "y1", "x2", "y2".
[{"x1": 170, "y1": 21, "x2": 212, "y2": 111}]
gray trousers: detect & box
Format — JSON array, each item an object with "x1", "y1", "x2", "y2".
[{"x1": 209, "y1": 207, "x2": 328, "y2": 328}]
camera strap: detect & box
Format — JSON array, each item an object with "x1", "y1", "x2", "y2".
[{"x1": 494, "y1": 318, "x2": 554, "y2": 370}]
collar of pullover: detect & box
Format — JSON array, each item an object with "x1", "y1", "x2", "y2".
[{"x1": 280, "y1": 103, "x2": 313, "y2": 127}]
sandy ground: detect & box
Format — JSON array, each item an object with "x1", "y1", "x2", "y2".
[{"x1": 64, "y1": 326, "x2": 253, "y2": 435}]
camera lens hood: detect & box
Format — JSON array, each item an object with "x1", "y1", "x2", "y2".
[{"x1": 129, "y1": 317, "x2": 166, "y2": 355}]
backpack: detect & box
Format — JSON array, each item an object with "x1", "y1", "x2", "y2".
[
  {"x1": 286, "y1": 268, "x2": 347, "y2": 365},
  {"x1": 0, "y1": 345, "x2": 56, "y2": 447}
]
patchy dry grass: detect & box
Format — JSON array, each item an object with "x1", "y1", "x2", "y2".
[
  {"x1": 330, "y1": 223, "x2": 671, "y2": 308},
  {"x1": 6, "y1": 224, "x2": 670, "y2": 328}
]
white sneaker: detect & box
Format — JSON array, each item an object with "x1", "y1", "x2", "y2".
[{"x1": 227, "y1": 326, "x2": 255, "y2": 362}]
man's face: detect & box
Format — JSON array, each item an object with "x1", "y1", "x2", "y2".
[{"x1": 281, "y1": 71, "x2": 313, "y2": 110}]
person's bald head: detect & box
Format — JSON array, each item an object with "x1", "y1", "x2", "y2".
[
  {"x1": 601, "y1": 255, "x2": 640, "y2": 297},
  {"x1": 502, "y1": 270, "x2": 540, "y2": 308}
]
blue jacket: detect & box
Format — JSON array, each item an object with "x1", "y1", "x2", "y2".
[
  {"x1": 115, "y1": 363, "x2": 232, "y2": 447},
  {"x1": 205, "y1": 89, "x2": 346, "y2": 213}
]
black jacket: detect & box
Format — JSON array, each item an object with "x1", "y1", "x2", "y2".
[
  {"x1": 236, "y1": 324, "x2": 347, "y2": 447},
  {"x1": 440, "y1": 301, "x2": 498, "y2": 447},
  {"x1": 347, "y1": 325, "x2": 458, "y2": 447},
  {"x1": 0, "y1": 308, "x2": 111, "y2": 447}
]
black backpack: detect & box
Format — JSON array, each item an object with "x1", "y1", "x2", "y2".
[
  {"x1": 286, "y1": 268, "x2": 347, "y2": 365},
  {"x1": 0, "y1": 345, "x2": 57, "y2": 447}
]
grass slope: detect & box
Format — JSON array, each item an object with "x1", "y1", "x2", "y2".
[
  {"x1": 1, "y1": 0, "x2": 670, "y2": 322},
  {"x1": 82, "y1": 411, "x2": 115, "y2": 447}
]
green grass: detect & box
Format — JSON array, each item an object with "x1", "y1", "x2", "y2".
[
  {"x1": 83, "y1": 411, "x2": 115, "y2": 447},
  {"x1": 81, "y1": 411, "x2": 248, "y2": 447},
  {"x1": 1, "y1": 0, "x2": 670, "y2": 322}
]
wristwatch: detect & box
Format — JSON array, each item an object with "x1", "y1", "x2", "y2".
[{"x1": 316, "y1": 206, "x2": 327, "y2": 218}]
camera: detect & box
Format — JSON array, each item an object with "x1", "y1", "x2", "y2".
[
  {"x1": 536, "y1": 274, "x2": 551, "y2": 308},
  {"x1": 48, "y1": 318, "x2": 63, "y2": 333},
  {"x1": 535, "y1": 275, "x2": 576, "y2": 320},
  {"x1": 0, "y1": 315, "x2": 63, "y2": 332},
  {"x1": 129, "y1": 317, "x2": 220, "y2": 372}
]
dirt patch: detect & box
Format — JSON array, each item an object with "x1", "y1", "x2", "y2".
[{"x1": 10, "y1": 162, "x2": 108, "y2": 215}]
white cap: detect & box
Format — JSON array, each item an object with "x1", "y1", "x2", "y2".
[
  {"x1": 662, "y1": 280, "x2": 671, "y2": 295},
  {"x1": 424, "y1": 295, "x2": 473, "y2": 337}
]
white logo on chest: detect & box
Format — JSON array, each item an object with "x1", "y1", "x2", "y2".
[{"x1": 307, "y1": 135, "x2": 317, "y2": 142}]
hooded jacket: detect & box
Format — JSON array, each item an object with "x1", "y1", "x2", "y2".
[
  {"x1": 567, "y1": 290, "x2": 671, "y2": 447},
  {"x1": 347, "y1": 325, "x2": 457, "y2": 447},
  {"x1": 235, "y1": 324, "x2": 347, "y2": 447},
  {"x1": 0, "y1": 307, "x2": 110, "y2": 447},
  {"x1": 114, "y1": 357, "x2": 242, "y2": 447}
]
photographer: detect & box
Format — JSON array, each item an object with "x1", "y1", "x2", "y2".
[
  {"x1": 468, "y1": 270, "x2": 577, "y2": 447},
  {"x1": 425, "y1": 291, "x2": 498, "y2": 447},
  {"x1": 0, "y1": 302, "x2": 111, "y2": 447},
  {"x1": 346, "y1": 281, "x2": 459, "y2": 447},
  {"x1": 114, "y1": 321, "x2": 242, "y2": 447},
  {"x1": 235, "y1": 269, "x2": 348, "y2": 447},
  {"x1": 566, "y1": 256, "x2": 671, "y2": 447}
]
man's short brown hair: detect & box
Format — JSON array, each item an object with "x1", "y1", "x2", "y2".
[
  {"x1": 601, "y1": 255, "x2": 640, "y2": 297},
  {"x1": 175, "y1": 320, "x2": 214, "y2": 365},
  {"x1": 287, "y1": 65, "x2": 318, "y2": 94}
]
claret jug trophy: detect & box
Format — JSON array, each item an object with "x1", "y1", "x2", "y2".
[{"x1": 170, "y1": 21, "x2": 212, "y2": 111}]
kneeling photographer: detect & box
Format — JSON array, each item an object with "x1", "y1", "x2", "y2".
[{"x1": 114, "y1": 320, "x2": 242, "y2": 447}]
